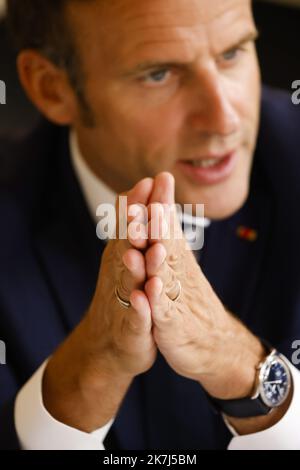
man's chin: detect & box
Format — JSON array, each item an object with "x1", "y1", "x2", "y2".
[
  {"x1": 203, "y1": 188, "x2": 250, "y2": 221},
  {"x1": 175, "y1": 184, "x2": 250, "y2": 221}
]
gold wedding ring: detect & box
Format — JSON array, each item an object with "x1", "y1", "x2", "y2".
[{"x1": 115, "y1": 279, "x2": 182, "y2": 309}]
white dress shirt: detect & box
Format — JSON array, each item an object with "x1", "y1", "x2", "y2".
[{"x1": 15, "y1": 131, "x2": 300, "y2": 450}]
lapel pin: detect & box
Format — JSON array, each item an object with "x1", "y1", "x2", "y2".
[{"x1": 237, "y1": 226, "x2": 258, "y2": 242}]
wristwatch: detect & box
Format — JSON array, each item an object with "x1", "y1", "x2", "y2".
[{"x1": 210, "y1": 348, "x2": 292, "y2": 418}]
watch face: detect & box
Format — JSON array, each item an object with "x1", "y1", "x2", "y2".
[{"x1": 260, "y1": 356, "x2": 291, "y2": 408}]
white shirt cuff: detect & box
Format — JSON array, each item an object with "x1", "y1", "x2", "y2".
[
  {"x1": 14, "y1": 360, "x2": 114, "y2": 450},
  {"x1": 228, "y1": 359, "x2": 300, "y2": 450}
]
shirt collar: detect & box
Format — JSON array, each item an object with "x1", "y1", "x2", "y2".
[{"x1": 70, "y1": 130, "x2": 117, "y2": 223}]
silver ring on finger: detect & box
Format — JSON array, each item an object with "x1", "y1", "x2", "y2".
[{"x1": 115, "y1": 285, "x2": 131, "y2": 309}]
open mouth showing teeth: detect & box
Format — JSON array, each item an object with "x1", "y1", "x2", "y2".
[
  {"x1": 177, "y1": 151, "x2": 237, "y2": 184},
  {"x1": 186, "y1": 158, "x2": 224, "y2": 168},
  {"x1": 191, "y1": 159, "x2": 220, "y2": 168}
]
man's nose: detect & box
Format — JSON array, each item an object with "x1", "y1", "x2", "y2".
[{"x1": 187, "y1": 68, "x2": 240, "y2": 137}]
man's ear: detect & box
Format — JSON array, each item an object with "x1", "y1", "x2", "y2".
[{"x1": 17, "y1": 50, "x2": 77, "y2": 126}]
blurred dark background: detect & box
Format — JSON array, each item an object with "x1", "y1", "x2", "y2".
[{"x1": 0, "y1": 0, "x2": 300, "y2": 134}]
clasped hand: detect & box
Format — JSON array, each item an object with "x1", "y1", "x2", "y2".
[{"x1": 87, "y1": 172, "x2": 263, "y2": 400}]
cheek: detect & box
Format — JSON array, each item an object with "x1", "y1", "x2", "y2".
[
  {"x1": 112, "y1": 101, "x2": 185, "y2": 156},
  {"x1": 90, "y1": 91, "x2": 185, "y2": 174},
  {"x1": 232, "y1": 56, "x2": 261, "y2": 124},
  {"x1": 220, "y1": 49, "x2": 260, "y2": 118},
  {"x1": 110, "y1": 80, "x2": 184, "y2": 136},
  {"x1": 132, "y1": 113, "x2": 182, "y2": 145}
]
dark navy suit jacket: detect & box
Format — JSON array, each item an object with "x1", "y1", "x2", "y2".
[{"x1": 0, "y1": 88, "x2": 300, "y2": 450}]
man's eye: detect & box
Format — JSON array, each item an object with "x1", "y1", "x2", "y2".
[
  {"x1": 222, "y1": 48, "x2": 240, "y2": 62},
  {"x1": 143, "y1": 69, "x2": 171, "y2": 85}
]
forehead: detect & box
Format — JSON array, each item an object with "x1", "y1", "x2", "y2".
[{"x1": 67, "y1": 0, "x2": 254, "y2": 66}]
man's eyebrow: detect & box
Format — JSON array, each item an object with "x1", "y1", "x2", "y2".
[
  {"x1": 125, "y1": 30, "x2": 260, "y2": 76},
  {"x1": 221, "y1": 29, "x2": 259, "y2": 54},
  {"x1": 125, "y1": 60, "x2": 184, "y2": 76}
]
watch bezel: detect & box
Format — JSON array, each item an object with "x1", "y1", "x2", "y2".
[{"x1": 253, "y1": 351, "x2": 292, "y2": 408}]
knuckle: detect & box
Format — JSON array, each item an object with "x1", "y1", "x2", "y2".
[
  {"x1": 152, "y1": 303, "x2": 174, "y2": 324},
  {"x1": 124, "y1": 310, "x2": 145, "y2": 335},
  {"x1": 126, "y1": 320, "x2": 141, "y2": 335}
]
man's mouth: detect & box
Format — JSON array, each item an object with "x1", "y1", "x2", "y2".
[
  {"x1": 188, "y1": 158, "x2": 224, "y2": 168},
  {"x1": 176, "y1": 151, "x2": 238, "y2": 185}
]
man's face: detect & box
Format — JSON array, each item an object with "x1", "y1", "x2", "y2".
[{"x1": 68, "y1": 0, "x2": 260, "y2": 219}]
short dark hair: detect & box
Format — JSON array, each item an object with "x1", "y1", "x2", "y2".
[
  {"x1": 6, "y1": 0, "x2": 83, "y2": 71},
  {"x1": 6, "y1": 0, "x2": 95, "y2": 125}
]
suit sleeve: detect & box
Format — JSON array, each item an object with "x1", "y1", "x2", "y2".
[
  {"x1": 0, "y1": 364, "x2": 21, "y2": 450},
  {"x1": 0, "y1": 398, "x2": 20, "y2": 450}
]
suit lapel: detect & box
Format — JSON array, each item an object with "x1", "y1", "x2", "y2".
[
  {"x1": 201, "y1": 162, "x2": 273, "y2": 332},
  {"x1": 34, "y1": 129, "x2": 104, "y2": 333}
]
